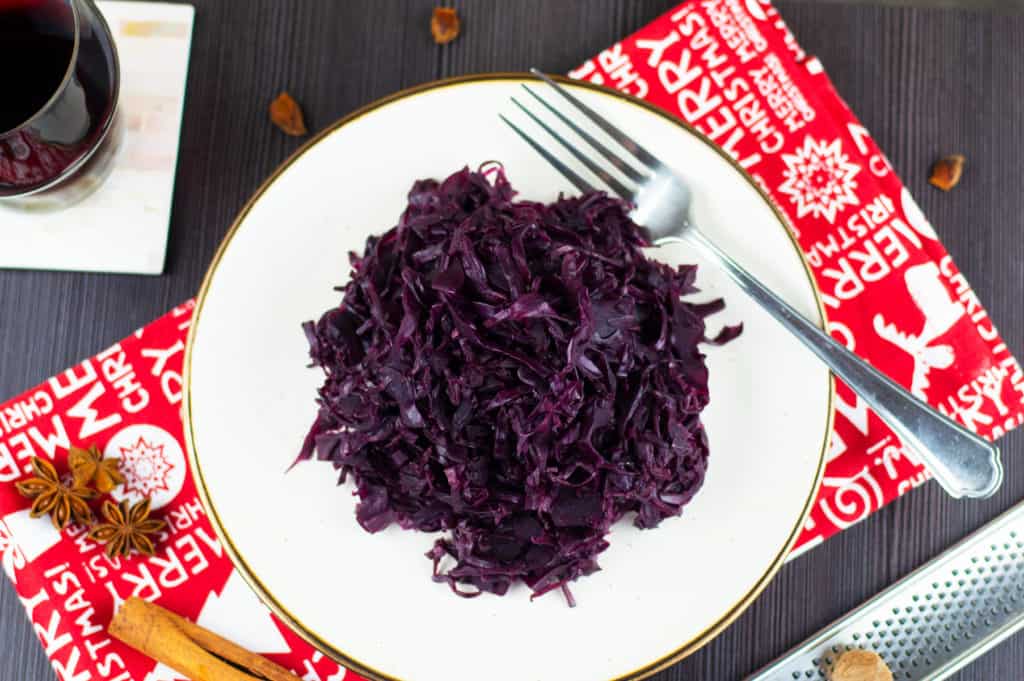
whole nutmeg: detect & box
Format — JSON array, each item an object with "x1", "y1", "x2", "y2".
[{"x1": 830, "y1": 649, "x2": 893, "y2": 681}]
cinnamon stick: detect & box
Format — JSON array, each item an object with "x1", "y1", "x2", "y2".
[{"x1": 109, "y1": 597, "x2": 303, "y2": 681}]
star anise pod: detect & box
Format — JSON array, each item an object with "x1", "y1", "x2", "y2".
[
  {"x1": 15, "y1": 456, "x2": 97, "y2": 529},
  {"x1": 88, "y1": 499, "x2": 166, "y2": 558},
  {"x1": 68, "y1": 443, "x2": 124, "y2": 494}
]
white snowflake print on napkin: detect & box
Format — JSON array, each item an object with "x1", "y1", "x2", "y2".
[
  {"x1": 119, "y1": 436, "x2": 174, "y2": 498},
  {"x1": 106, "y1": 424, "x2": 187, "y2": 509},
  {"x1": 778, "y1": 136, "x2": 861, "y2": 223}
]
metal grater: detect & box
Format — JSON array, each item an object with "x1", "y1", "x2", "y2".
[{"x1": 747, "y1": 499, "x2": 1024, "y2": 681}]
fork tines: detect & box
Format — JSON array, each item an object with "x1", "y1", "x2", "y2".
[{"x1": 500, "y1": 68, "x2": 663, "y2": 202}]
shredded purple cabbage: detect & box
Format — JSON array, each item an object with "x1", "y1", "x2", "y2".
[{"x1": 298, "y1": 166, "x2": 740, "y2": 605}]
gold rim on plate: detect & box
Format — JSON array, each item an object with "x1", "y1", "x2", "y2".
[{"x1": 183, "y1": 72, "x2": 835, "y2": 681}]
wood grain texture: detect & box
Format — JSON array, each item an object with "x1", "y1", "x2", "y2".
[{"x1": 1, "y1": 1, "x2": 1023, "y2": 680}]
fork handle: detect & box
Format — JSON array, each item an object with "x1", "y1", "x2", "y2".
[{"x1": 678, "y1": 227, "x2": 1003, "y2": 499}]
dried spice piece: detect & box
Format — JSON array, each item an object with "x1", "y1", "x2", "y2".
[
  {"x1": 109, "y1": 598, "x2": 305, "y2": 681},
  {"x1": 69, "y1": 443, "x2": 124, "y2": 494},
  {"x1": 929, "y1": 154, "x2": 965, "y2": 191},
  {"x1": 89, "y1": 498, "x2": 166, "y2": 558},
  {"x1": 431, "y1": 7, "x2": 460, "y2": 44},
  {"x1": 269, "y1": 92, "x2": 308, "y2": 137},
  {"x1": 830, "y1": 649, "x2": 893, "y2": 681},
  {"x1": 15, "y1": 456, "x2": 97, "y2": 530}
]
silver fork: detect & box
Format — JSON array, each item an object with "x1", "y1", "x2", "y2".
[{"x1": 501, "y1": 68, "x2": 1003, "y2": 500}]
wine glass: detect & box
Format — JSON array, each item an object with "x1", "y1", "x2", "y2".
[{"x1": 0, "y1": 0, "x2": 122, "y2": 211}]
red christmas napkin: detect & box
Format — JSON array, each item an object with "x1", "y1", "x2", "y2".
[
  {"x1": 569, "y1": 0, "x2": 1024, "y2": 555},
  {"x1": 1, "y1": 2, "x2": 1022, "y2": 680}
]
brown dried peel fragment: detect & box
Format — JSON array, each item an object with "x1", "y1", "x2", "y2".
[
  {"x1": 15, "y1": 456, "x2": 97, "y2": 530},
  {"x1": 269, "y1": 92, "x2": 308, "y2": 137},
  {"x1": 431, "y1": 7, "x2": 460, "y2": 45},
  {"x1": 830, "y1": 649, "x2": 893, "y2": 681},
  {"x1": 929, "y1": 154, "x2": 965, "y2": 191}
]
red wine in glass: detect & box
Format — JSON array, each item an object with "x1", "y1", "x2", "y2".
[{"x1": 0, "y1": 0, "x2": 120, "y2": 209}]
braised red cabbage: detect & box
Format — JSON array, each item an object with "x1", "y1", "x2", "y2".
[{"x1": 298, "y1": 166, "x2": 740, "y2": 605}]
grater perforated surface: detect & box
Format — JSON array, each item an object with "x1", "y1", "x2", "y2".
[{"x1": 748, "y1": 501, "x2": 1024, "y2": 681}]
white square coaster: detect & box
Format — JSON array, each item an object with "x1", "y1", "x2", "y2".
[{"x1": 0, "y1": 1, "x2": 195, "y2": 275}]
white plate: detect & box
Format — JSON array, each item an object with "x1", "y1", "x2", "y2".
[{"x1": 185, "y1": 75, "x2": 832, "y2": 681}]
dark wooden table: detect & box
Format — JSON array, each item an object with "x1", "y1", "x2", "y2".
[{"x1": 3, "y1": 1, "x2": 1024, "y2": 679}]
